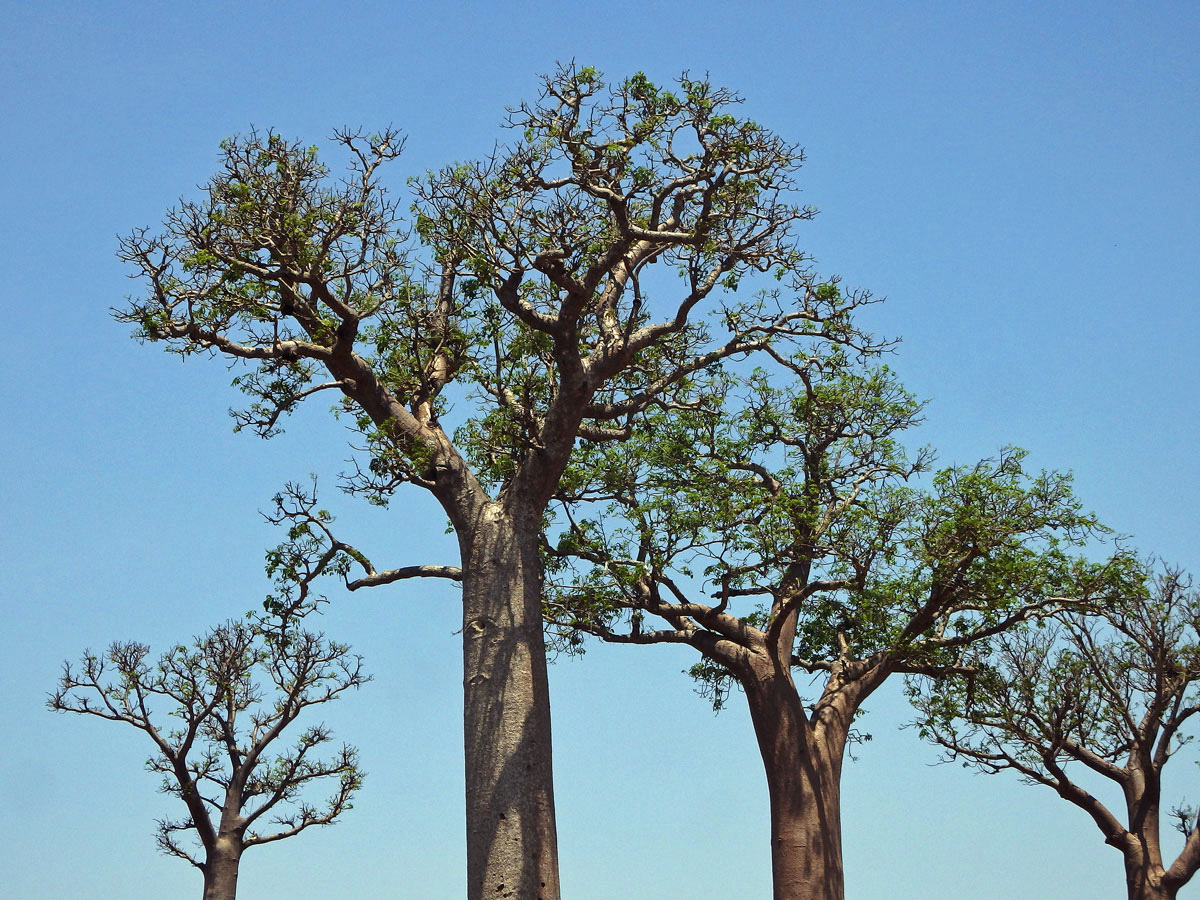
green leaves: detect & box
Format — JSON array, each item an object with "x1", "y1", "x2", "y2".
[
  {"x1": 116, "y1": 126, "x2": 412, "y2": 439},
  {"x1": 909, "y1": 560, "x2": 1200, "y2": 875},
  {"x1": 549, "y1": 353, "x2": 926, "y2": 660},
  {"x1": 548, "y1": 338, "x2": 1128, "y2": 715},
  {"x1": 116, "y1": 71, "x2": 864, "y2": 511}
]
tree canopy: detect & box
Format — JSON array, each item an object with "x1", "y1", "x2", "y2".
[
  {"x1": 50, "y1": 605, "x2": 367, "y2": 900},
  {"x1": 114, "y1": 64, "x2": 885, "y2": 899},
  {"x1": 541, "y1": 349, "x2": 1134, "y2": 899},
  {"x1": 545, "y1": 353, "x2": 1126, "y2": 690},
  {"x1": 912, "y1": 565, "x2": 1200, "y2": 900}
]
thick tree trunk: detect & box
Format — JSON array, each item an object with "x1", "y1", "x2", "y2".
[
  {"x1": 1126, "y1": 854, "x2": 1175, "y2": 900},
  {"x1": 201, "y1": 839, "x2": 242, "y2": 900},
  {"x1": 743, "y1": 672, "x2": 847, "y2": 900},
  {"x1": 460, "y1": 503, "x2": 560, "y2": 900},
  {"x1": 1127, "y1": 876, "x2": 1175, "y2": 900},
  {"x1": 1121, "y1": 771, "x2": 1176, "y2": 900}
]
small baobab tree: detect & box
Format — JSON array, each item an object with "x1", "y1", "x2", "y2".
[
  {"x1": 913, "y1": 565, "x2": 1200, "y2": 900},
  {"x1": 50, "y1": 607, "x2": 368, "y2": 900}
]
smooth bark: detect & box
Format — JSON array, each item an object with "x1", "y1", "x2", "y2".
[
  {"x1": 1119, "y1": 780, "x2": 1182, "y2": 900},
  {"x1": 460, "y1": 504, "x2": 559, "y2": 900},
  {"x1": 201, "y1": 837, "x2": 242, "y2": 900},
  {"x1": 742, "y1": 660, "x2": 857, "y2": 900},
  {"x1": 1126, "y1": 856, "x2": 1175, "y2": 900}
]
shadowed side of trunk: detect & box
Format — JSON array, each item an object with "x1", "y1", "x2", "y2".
[
  {"x1": 1121, "y1": 762, "x2": 1179, "y2": 900},
  {"x1": 1123, "y1": 833, "x2": 1176, "y2": 900},
  {"x1": 460, "y1": 504, "x2": 560, "y2": 900},
  {"x1": 1126, "y1": 856, "x2": 1176, "y2": 900}
]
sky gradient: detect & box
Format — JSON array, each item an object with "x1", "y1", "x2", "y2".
[{"x1": 2, "y1": 2, "x2": 1198, "y2": 898}]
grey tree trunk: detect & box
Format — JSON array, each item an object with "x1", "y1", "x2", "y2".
[
  {"x1": 743, "y1": 672, "x2": 847, "y2": 900},
  {"x1": 460, "y1": 503, "x2": 560, "y2": 900},
  {"x1": 201, "y1": 839, "x2": 242, "y2": 900}
]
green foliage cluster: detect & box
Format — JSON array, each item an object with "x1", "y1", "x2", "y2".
[
  {"x1": 546, "y1": 346, "x2": 1132, "y2": 709},
  {"x1": 116, "y1": 65, "x2": 865, "y2": 505}
]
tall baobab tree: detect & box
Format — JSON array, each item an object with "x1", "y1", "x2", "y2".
[
  {"x1": 115, "y1": 64, "x2": 876, "y2": 898},
  {"x1": 543, "y1": 353, "x2": 1132, "y2": 900}
]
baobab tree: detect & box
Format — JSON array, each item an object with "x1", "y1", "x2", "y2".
[
  {"x1": 115, "y1": 64, "x2": 876, "y2": 898},
  {"x1": 49, "y1": 610, "x2": 367, "y2": 900},
  {"x1": 912, "y1": 566, "x2": 1200, "y2": 900},
  {"x1": 541, "y1": 352, "x2": 1133, "y2": 900}
]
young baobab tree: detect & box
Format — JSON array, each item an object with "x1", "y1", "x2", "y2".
[
  {"x1": 115, "y1": 64, "x2": 877, "y2": 898},
  {"x1": 544, "y1": 353, "x2": 1132, "y2": 900},
  {"x1": 49, "y1": 610, "x2": 367, "y2": 900},
  {"x1": 912, "y1": 566, "x2": 1200, "y2": 900}
]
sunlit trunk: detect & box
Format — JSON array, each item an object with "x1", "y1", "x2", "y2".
[
  {"x1": 201, "y1": 837, "x2": 242, "y2": 900},
  {"x1": 1124, "y1": 847, "x2": 1174, "y2": 900},
  {"x1": 744, "y1": 671, "x2": 847, "y2": 900},
  {"x1": 1126, "y1": 871, "x2": 1174, "y2": 900},
  {"x1": 460, "y1": 504, "x2": 560, "y2": 900},
  {"x1": 1122, "y1": 765, "x2": 1174, "y2": 900}
]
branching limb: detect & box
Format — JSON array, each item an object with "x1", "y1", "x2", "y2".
[
  {"x1": 50, "y1": 605, "x2": 369, "y2": 871},
  {"x1": 155, "y1": 817, "x2": 205, "y2": 869},
  {"x1": 265, "y1": 479, "x2": 461, "y2": 608}
]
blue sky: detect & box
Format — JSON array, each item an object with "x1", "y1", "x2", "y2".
[{"x1": 2, "y1": 2, "x2": 1197, "y2": 898}]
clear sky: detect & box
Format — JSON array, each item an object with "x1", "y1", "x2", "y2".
[{"x1": 2, "y1": 2, "x2": 1198, "y2": 898}]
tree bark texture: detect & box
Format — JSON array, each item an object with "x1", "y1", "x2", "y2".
[
  {"x1": 460, "y1": 504, "x2": 560, "y2": 900},
  {"x1": 1117, "y1": 765, "x2": 1183, "y2": 900},
  {"x1": 1127, "y1": 873, "x2": 1175, "y2": 900},
  {"x1": 1125, "y1": 849, "x2": 1176, "y2": 900},
  {"x1": 743, "y1": 670, "x2": 847, "y2": 900},
  {"x1": 201, "y1": 838, "x2": 242, "y2": 900}
]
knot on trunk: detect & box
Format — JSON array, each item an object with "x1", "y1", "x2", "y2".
[{"x1": 466, "y1": 616, "x2": 497, "y2": 636}]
